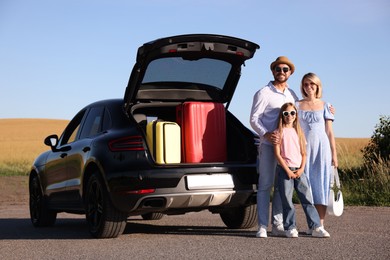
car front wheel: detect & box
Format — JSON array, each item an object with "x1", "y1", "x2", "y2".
[
  {"x1": 219, "y1": 204, "x2": 257, "y2": 229},
  {"x1": 85, "y1": 173, "x2": 127, "y2": 238},
  {"x1": 29, "y1": 174, "x2": 57, "y2": 227}
]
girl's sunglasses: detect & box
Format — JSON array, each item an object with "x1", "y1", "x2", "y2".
[
  {"x1": 274, "y1": 67, "x2": 290, "y2": 73},
  {"x1": 283, "y1": 110, "x2": 296, "y2": 117}
]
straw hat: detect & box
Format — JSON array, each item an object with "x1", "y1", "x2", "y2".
[{"x1": 270, "y1": 56, "x2": 295, "y2": 74}]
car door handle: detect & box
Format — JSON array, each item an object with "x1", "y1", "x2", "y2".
[
  {"x1": 60, "y1": 153, "x2": 67, "y2": 158},
  {"x1": 83, "y1": 147, "x2": 91, "y2": 153}
]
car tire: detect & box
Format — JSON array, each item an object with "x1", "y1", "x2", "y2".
[
  {"x1": 219, "y1": 204, "x2": 257, "y2": 229},
  {"x1": 141, "y1": 212, "x2": 164, "y2": 220},
  {"x1": 85, "y1": 174, "x2": 127, "y2": 238},
  {"x1": 29, "y1": 174, "x2": 57, "y2": 227}
]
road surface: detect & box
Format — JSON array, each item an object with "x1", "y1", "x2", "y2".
[{"x1": 0, "y1": 203, "x2": 389, "y2": 260}]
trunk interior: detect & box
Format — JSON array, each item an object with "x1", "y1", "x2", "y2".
[{"x1": 130, "y1": 102, "x2": 258, "y2": 164}]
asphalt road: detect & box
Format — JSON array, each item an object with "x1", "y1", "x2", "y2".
[{"x1": 0, "y1": 204, "x2": 389, "y2": 260}]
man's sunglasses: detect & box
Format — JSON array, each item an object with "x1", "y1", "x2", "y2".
[
  {"x1": 283, "y1": 111, "x2": 296, "y2": 117},
  {"x1": 274, "y1": 67, "x2": 290, "y2": 73}
]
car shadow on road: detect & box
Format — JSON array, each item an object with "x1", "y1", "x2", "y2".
[
  {"x1": 124, "y1": 221, "x2": 255, "y2": 238},
  {"x1": 0, "y1": 217, "x2": 255, "y2": 240},
  {"x1": 0, "y1": 218, "x2": 91, "y2": 240}
]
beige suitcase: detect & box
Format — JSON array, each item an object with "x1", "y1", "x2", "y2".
[{"x1": 146, "y1": 121, "x2": 181, "y2": 164}]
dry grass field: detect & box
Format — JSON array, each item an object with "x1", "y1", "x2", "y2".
[
  {"x1": 336, "y1": 137, "x2": 370, "y2": 169},
  {"x1": 0, "y1": 118, "x2": 370, "y2": 175},
  {"x1": 0, "y1": 119, "x2": 69, "y2": 175}
]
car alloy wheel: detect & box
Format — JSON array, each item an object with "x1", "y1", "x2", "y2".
[
  {"x1": 85, "y1": 173, "x2": 127, "y2": 238},
  {"x1": 29, "y1": 174, "x2": 57, "y2": 227},
  {"x1": 86, "y1": 176, "x2": 103, "y2": 233}
]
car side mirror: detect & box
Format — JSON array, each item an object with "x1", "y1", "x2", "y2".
[{"x1": 44, "y1": 135, "x2": 59, "y2": 151}]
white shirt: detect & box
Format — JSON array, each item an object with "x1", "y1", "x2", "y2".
[{"x1": 250, "y1": 81, "x2": 298, "y2": 145}]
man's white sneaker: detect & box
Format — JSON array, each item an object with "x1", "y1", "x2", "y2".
[
  {"x1": 271, "y1": 224, "x2": 285, "y2": 237},
  {"x1": 256, "y1": 225, "x2": 268, "y2": 238},
  {"x1": 286, "y1": 228, "x2": 299, "y2": 238},
  {"x1": 312, "y1": 226, "x2": 330, "y2": 238}
]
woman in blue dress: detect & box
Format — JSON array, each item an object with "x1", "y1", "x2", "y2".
[{"x1": 296, "y1": 72, "x2": 338, "y2": 229}]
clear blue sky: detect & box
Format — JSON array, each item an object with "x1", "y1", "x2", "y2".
[{"x1": 1, "y1": 0, "x2": 389, "y2": 138}]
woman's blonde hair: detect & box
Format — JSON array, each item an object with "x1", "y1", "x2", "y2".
[
  {"x1": 300, "y1": 72, "x2": 323, "y2": 98},
  {"x1": 277, "y1": 102, "x2": 306, "y2": 155}
]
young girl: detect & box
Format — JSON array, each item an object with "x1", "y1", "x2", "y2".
[{"x1": 274, "y1": 103, "x2": 330, "y2": 238}]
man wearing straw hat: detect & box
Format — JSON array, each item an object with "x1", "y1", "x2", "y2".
[{"x1": 250, "y1": 56, "x2": 298, "y2": 238}]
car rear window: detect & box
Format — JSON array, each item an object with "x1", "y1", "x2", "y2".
[{"x1": 142, "y1": 57, "x2": 231, "y2": 89}]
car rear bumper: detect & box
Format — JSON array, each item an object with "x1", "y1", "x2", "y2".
[
  {"x1": 107, "y1": 165, "x2": 257, "y2": 215},
  {"x1": 113, "y1": 188, "x2": 256, "y2": 216}
]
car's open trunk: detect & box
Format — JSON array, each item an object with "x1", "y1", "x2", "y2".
[{"x1": 130, "y1": 102, "x2": 258, "y2": 165}]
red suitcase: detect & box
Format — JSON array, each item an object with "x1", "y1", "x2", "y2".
[{"x1": 176, "y1": 102, "x2": 227, "y2": 163}]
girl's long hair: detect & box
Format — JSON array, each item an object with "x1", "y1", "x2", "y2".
[{"x1": 277, "y1": 103, "x2": 306, "y2": 155}]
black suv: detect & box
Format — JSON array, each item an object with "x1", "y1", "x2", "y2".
[{"x1": 29, "y1": 34, "x2": 260, "y2": 238}]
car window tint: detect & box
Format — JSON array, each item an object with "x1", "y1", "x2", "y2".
[
  {"x1": 79, "y1": 107, "x2": 104, "y2": 139},
  {"x1": 60, "y1": 110, "x2": 86, "y2": 145},
  {"x1": 68, "y1": 125, "x2": 80, "y2": 143},
  {"x1": 142, "y1": 57, "x2": 231, "y2": 89},
  {"x1": 102, "y1": 108, "x2": 112, "y2": 131}
]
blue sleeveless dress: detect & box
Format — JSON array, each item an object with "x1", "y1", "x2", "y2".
[{"x1": 298, "y1": 103, "x2": 334, "y2": 205}]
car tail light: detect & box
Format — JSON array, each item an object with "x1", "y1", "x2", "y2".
[
  {"x1": 119, "y1": 189, "x2": 156, "y2": 194},
  {"x1": 108, "y1": 136, "x2": 145, "y2": 151},
  {"x1": 124, "y1": 189, "x2": 155, "y2": 194}
]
